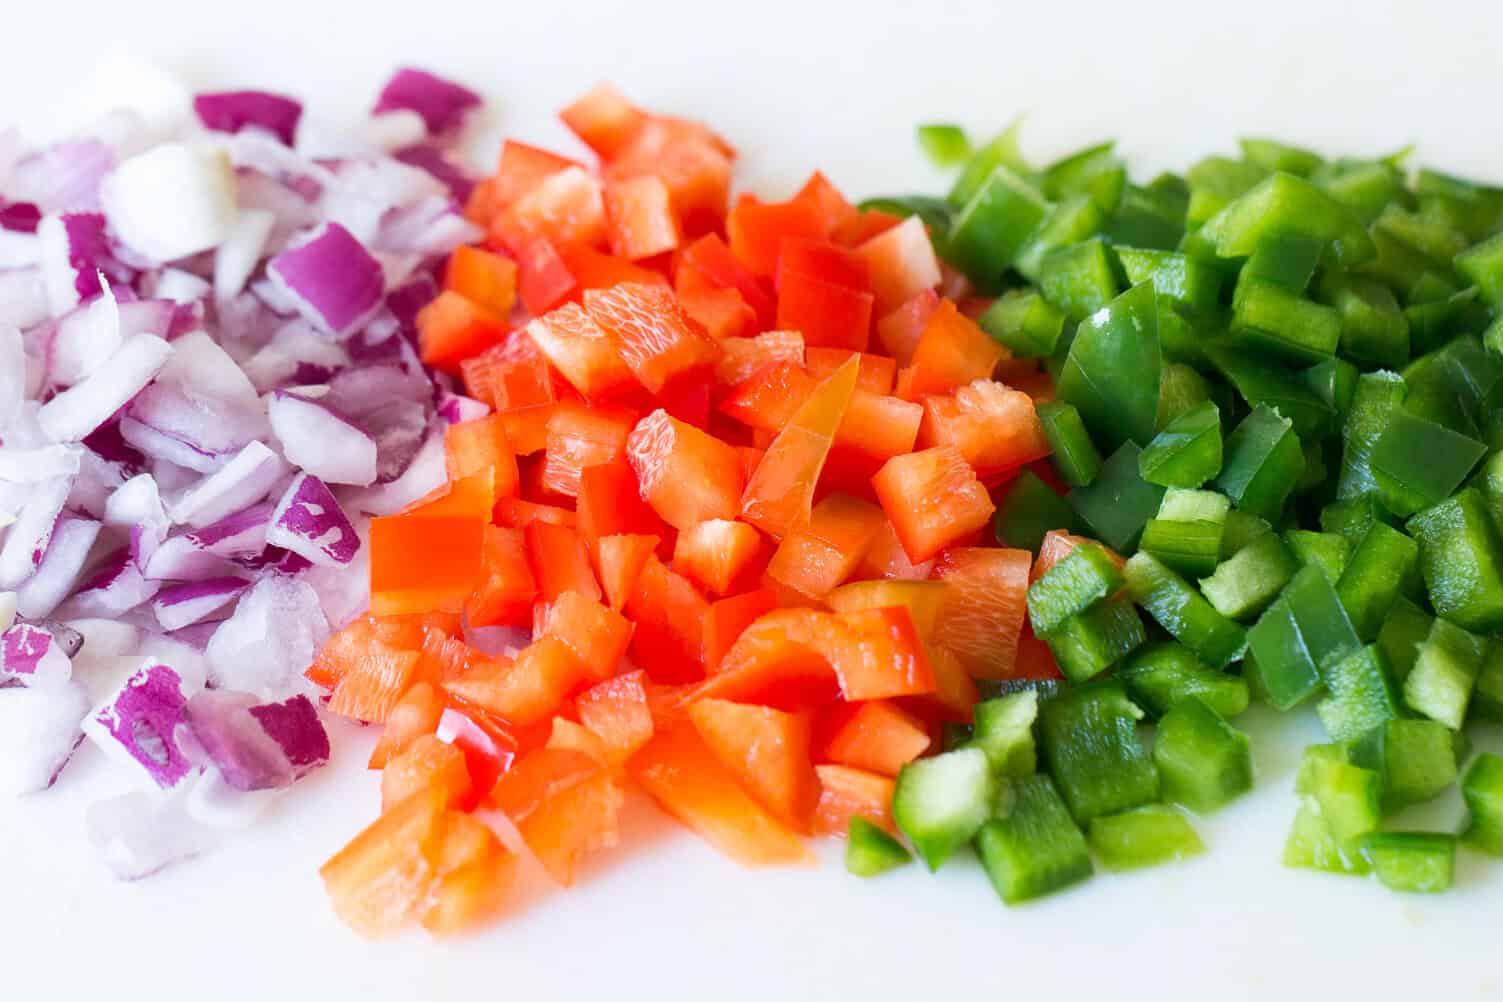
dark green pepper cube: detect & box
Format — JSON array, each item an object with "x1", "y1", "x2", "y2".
[
  {"x1": 1456, "y1": 230, "x2": 1503, "y2": 308},
  {"x1": 1026, "y1": 542, "x2": 1125, "y2": 635},
  {"x1": 1041, "y1": 141, "x2": 1123, "y2": 209},
  {"x1": 1115, "y1": 247, "x2": 1221, "y2": 314},
  {"x1": 1375, "y1": 203, "x2": 1468, "y2": 262},
  {"x1": 1139, "y1": 517, "x2": 1224, "y2": 578},
  {"x1": 1041, "y1": 597, "x2": 1146, "y2": 683},
  {"x1": 1205, "y1": 345, "x2": 1335, "y2": 439},
  {"x1": 1120, "y1": 641, "x2": 1250, "y2": 719},
  {"x1": 1349, "y1": 718, "x2": 1460, "y2": 813},
  {"x1": 1068, "y1": 442, "x2": 1166, "y2": 552},
  {"x1": 1474, "y1": 644, "x2": 1503, "y2": 723},
  {"x1": 891, "y1": 747, "x2": 997, "y2": 871},
  {"x1": 1406, "y1": 488, "x2": 1503, "y2": 632},
  {"x1": 1017, "y1": 196, "x2": 1107, "y2": 282},
  {"x1": 1239, "y1": 138, "x2": 1322, "y2": 177},
  {"x1": 1199, "y1": 532, "x2": 1299, "y2": 620},
  {"x1": 1156, "y1": 362, "x2": 1213, "y2": 429},
  {"x1": 1404, "y1": 287, "x2": 1480, "y2": 358},
  {"x1": 1315, "y1": 645, "x2": 1403, "y2": 743},
  {"x1": 946, "y1": 165, "x2": 1050, "y2": 284},
  {"x1": 1241, "y1": 231, "x2": 1324, "y2": 291},
  {"x1": 1152, "y1": 696, "x2": 1254, "y2": 814},
  {"x1": 1320, "y1": 495, "x2": 1397, "y2": 549},
  {"x1": 1219, "y1": 510, "x2": 1274, "y2": 558},
  {"x1": 845, "y1": 817, "x2": 913, "y2": 877},
  {"x1": 1375, "y1": 597, "x2": 1434, "y2": 683},
  {"x1": 1231, "y1": 278, "x2": 1341, "y2": 364},
  {"x1": 1462, "y1": 753, "x2": 1503, "y2": 856},
  {"x1": 974, "y1": 775, "x2": 1093, "y2": 905},
  {"x1": 1086, "y1": 805, "x2": 1204, "y2": 871},
  {"x1": 1285, "y1": 529, "x2": 1352, "y2": 584},
  {"x1": 1300, "y1": 357, "x2": 1359, "y2": 419},
  {"x1": 1317, "y1": 272, "x2": 1409, "y2": 369},
  {"x1": 1358, "y1": 226, "x2": 1436, "y2": 301},
  {"x1": 1035, "y1": 400, "x2": 1102, "y2": 487},
  {"x1": 1403, "y1": 617, "x2": 1486, "y2": 730},
  {"x1": 994, "y1": 471, "x2": 1073, "y2": 553},
  {"x1": 1039, "y1": 679, "x2": 1158, "y2": 824},
  {"x1": 979, "y1": 289, "x2": 1066, "y2": 358},
  {"x1": 1055, "y1": 282, "x2": 1162, "y2": 452},
  {"x1": 1214, "y1": 406, "x2": 1303, "y2": 520},
  {"x1": 1138, "y1": 400, "x2": 1222, "y2": 488},
  {"x1": 1102, "y1": 185, "x2": 1186, "y2": 251},
  {"x1": 916, "y1": 124, "x2": 971, "y2": 168},
  {"x1": 1125, "y1": 552, "x2": 1246, "y2": 669},
  {"x1": 949, "y1": 123, "x2": 1029, "y2": 207},
  {"x1": 1200, "y1": 171, "x2": 1375, "y2": 267},
  {"x1": 1335, "y1": 521, "x2": 1420, "y2": 642},
  {"x1": 1359, "y1": 832, "x2": 1456, "y2": 894},
  {"x1": 1314, "y1": 159, "x2": 1406, "y2": 225},
  {"x1": 1184, "y1": 155, "x2": 1267, "y2": 229},
  {"x1": 1039, "y1": 239, "x2": 1121, "y2": 322},
  {"x1": 967, "y1": 690, "x2": 1038, "y2": 779},
  {"x1": 1369, "y1": 412, "x2": 1486, "y2": 518},
  {"x1": 1336, "y1": 370, "x2": 1408, "y2": 501},
  {"x1": 1246, "y1": 565, "x2": 1360, "y2": 710}
]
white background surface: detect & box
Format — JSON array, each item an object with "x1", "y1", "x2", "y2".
[{"x1": 3, "y1": 1, "x2": 1502, "y2": 999}]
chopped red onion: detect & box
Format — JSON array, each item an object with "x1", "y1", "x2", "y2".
[
  {"x1": 151, "y1": 577, "x2": 246, "y2": 632},
  {"x1": 7, "y1": 140, "x2": 113, "y2": 214},
  {"x1": 167, "y1": 440, "x2": 286, "y2": 528},
  {"x1": 0, "y1": 473, "x2": 71, "y2": 589},
  {"x1": 266, "y1": 473, "x2": 359, "y2": 568},
  {"x1": 344, "y1": 424, "x2": 444, "y2": 516},
  {"x1": 0, "y1": 592, "x2": 15, "y2": 632},
  {"x1": 0, "y1": 324, "x2": 25, "y2": 432},
  {"x1": 0, "y1": 228, "x2": 39, "y2": 268},
  {"x1": 267, "y1": 390, "x2": 378, "y2": 485},
  {"x1": 205, "y1": 575, "x2": 328, "y2": 697},
  {"x1": 48, "y1": 284, "x2": 122, "y2": 387},
  {"x1": 372, "y1": 68, "x2": 481, "y2": 135},
  {"x1": 0, "y1": 681, "x2": 89, "y2": 794},
  {"x1": 87, "y1": 781, "x2": 218, "y2": 880},
  {"x1": 0, "y1": 268, "x2": 49, "y2": 330},
  {"x1": 99, "y1": 143, "x2": 239, "y2": 263},
  {"x1": 1, "y1": 621, "x2": 74, "y2": 687},
  {"x1": 0, "y1": 201, "x2": 43, "y2": 233},
  {"x1": 266, "y1": 222, "x2": 384, "y2": 337},
  {"x1": 83, "y1": 660, "x2": 197, "y2": 789},
  {"x1": 67, "y1": 548, "x2": 161, "y2": 618},
  {"x1": 212, "y1": 208, "x2": 274, "y2": 303},
  {"x1": 149, "y1": 270, "x2": 210, "y2": 306},
  {"x1": 437, "y1": 391, "x2": 490, "y2": 425},
  {"x1": 393, "y1": 143, "x2": 475, "y2": 203},
  {"x1": 241, "y1": 321, "x2": 350, "y2": 393},
  {"x1": 16, "y1": 515, "x2": 101, "y2": 619},
  {"x1": 0, "y1": 443, "x2": 82, "y2": 482},
  {"x1": 185, "y1": 689, "x2": 327, "y2": 791},
  {"x1": 193, "y1": 91, "x2": 302, "y2": 147},
  {"x1": 103, "y1": 473, "x2": 169, "y2": 566},
  {"x1": 36, "y1": 333, "x2": 173, "y2": 441}
]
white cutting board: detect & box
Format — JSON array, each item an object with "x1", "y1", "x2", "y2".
[{"x1": 2, "y1": 2, "x2": 1500, "y2": 999}]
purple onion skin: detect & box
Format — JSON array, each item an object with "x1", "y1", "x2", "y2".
[
  {"x1": 372, "y1": 68, "x2": 481, "y2": 134},
  {"x1": 193, "y1": 91, "x2": 302, "y2": 146},
  {"x1": 94, "y1": 664, "x2": 195, "y2": 788},
  {"x1": 269, "y1": 223, "x2": 384, "y2": 336},
  {"x1": 248, "y1": 695, "x2": 329, "y2": 772},
  {"x1": 0, "y1": 200, "x2": 42, "y2": 233}
]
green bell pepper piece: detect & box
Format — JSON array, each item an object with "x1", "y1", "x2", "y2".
[
  {"x1": 1246, "y1": 565, "x2": 1359, "y2": 710},
  {"x1": 1213, "y1": 406, "x2": 1303, "y2": 520},
  {"x1": 978, "y1": 288, "x2": 1066, "y2": 358},
  {"x1": 1041, "y1": 597, "x2": 1146, "y2": 683},
  {"x1": 1359, "y1": 832, "x2": 1455, "y2": 894},
  {"x1": 1204, "y1": 345, "x2": 1334, "y2": 439},
  {"x1": 1461, "y1": 753, "x2": 1503, "y2": 856},
  {"x1": 1156, "y1": 363, "x2": 1214, "y2": 429},
  {"x1": 1375, "y1": 203, "x2": 1468, "y2": 263},
  {"x1": 1348, "y1": 718, "x2": 1460, "y2": 813},
  {"x1": 1368, "y1": 411, "x2": 1485, "y2": 517},
  {"x1": 1152, "y1": 695, "x2": 1254, "y2": 813},
  {"x1": 845, "y1": 817, "x2": 913, "y2": 877},
  {"x1": 1184, "y1": 155, "x2": 1268, "y2": 229},
  {"x1": 892, "y1": 748, "x2": 997, "y2": 870},
  {"x1": 1298, "y1": 746, "x2": 1382, "y2": 853},
  {"x1": 1315, "y1": 644, "x2": 1403, "y2": 743},
  {"x1": 1115, "y1": 247, "x2": 1221, "y2": 314},
  {"x1": 1300, "y1": 357, "x2": 1359, "y2": 418},
  {"x1": 1315, "y1": 160, "x2": 1406, "y2": 225},
  {"x1": 1039, "y1": 238, "x2": 1121, "y2": 322},
  {"x1": 1336, "y1": 371, "x2": 1407, "y2": 501},
  {"x1": 1102, "y1": 185, "x2": 1185, "y2": 251},
  {"x1": 1284, "y1": 530, "x2": 1352, "y2": 583},
  {"x1": 1454, "y1": 230, "x2": 1503, "y2": 308},
  {"x1": 974, "y1": 775, "x2": 1093, "y2": 905},
  {"x1": 1139, "y1": 518, "x2": 1224, "y2": 579},
  {"x1": 1359, "y1": 226, "x2": 1437, "y2": 302},
  {"x1": 948, "y1": 121, "x2": 1029, "y2": 207},
  {"x1": 1239, "y1": 138, "x2": 1322, "y2": 177},
  {"x1": 1334, "y1": 521, "x2": 1419, "y2": 642},
  {"x1": 1026, "y1": 542, "x2": 1124, "y2": 635},
  {"x1": 917, "y1": 124, "x2": 971, "y2": 168},
  {"x1": 1219, "y1": 510, "x2": 1273, "y2": 557},
  {"x1": 1474, "y1": 643, "x2": 1503, "y2": 723},
  {"x1": 1068, "y1": 442, "x2": 1166, "y2": 552},
  {"x1": 1199, "y1": 171, "x2": 1375, "y2": 267},
  {"x1": 1230, "y1": 278, "x2": 1341, "y2": 364},
  {"x1": 1055, "y1": 282, "x2": 1162, "y2": 451},
  {"x1": 1120, "y1": 641, "x2": 1249, "y2": 719},
  {"x1": 1283, "y1": 799, "x2": 1370, "y2": 876},
  {"x1": 1199, "y1": 532, "x2": 1298, "y2": 620},
  {"x1": 1041, "y1": 141, "x2": 1124, "y2": 210},
  {"x1": 1017, "y1": 196, "x2": 1107, "y2": 282},
  {"x1": 1403, "y1": 617, "x2": 1486, "y2": 730},
  {"x1": 1125, "y1": 552, "x2": 1246, "y2": 669},
  {"x1": 1138, "y1": 400, "x2": 1222, "y2": 488},
  {"x1": 1035, "y1": 399, "x2": 1102, "y2": 487},
  {"x1": 1406, "y1": 488, "x2": 1503, "y2": 632},
  {"x1": 967, "y1": 690, "x2": 1039, "y2": 779},
  {"x1": 1241, "y1": 231, "x2": 1324, "y2": 291},
  {"x1": 946, "y1": 166, "x2": 1050, "y2": 285},
  {"x1": 1375, "y1": 596, "x2": 1433, "y2": 683},
  {"x1": 994, "y1": 471, "x2": 1073, "y2": 553},
  {"x1": 1317, "y1": 272, "x2": 1409, "y2": 369},
  {"x1": 1039, "y1": 679, "x2": 1158, "y2": 824},
  {"x1": 1086, "y1": 805, "x2": 1204, "y2": 871}
]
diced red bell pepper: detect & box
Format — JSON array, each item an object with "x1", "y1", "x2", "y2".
[
  {"x1": 540, "y1": 401, "x2": 636, "y2": 499},
  {"x1": 874, "y1": 288, "x2": 940, "y2": 366},
  {"x1": 671, "y1": 518, "x2": 765, "y2": 596},
  {"x1": 445, "y1": 245, "x2": 518, "y2": 317},
  {"x1": 920, "y1": 642, "x2": 981, "y2": 723},
  {"x1": 576, "y1": 669, "x2": 656, "y2": 766},
  {"x1": 826, "y1": 579, "x2": 948, "y2": 640},
  {"x1": 832, "y1": 389, "x2": 924, "y2": 468},
  {"x1": 605, "y1": 174, "x2": 682, "y2": 260},
  {"x1": 776, "y1": 238, "x2": 869, "y2": 292},
  {"x1": 466, "y1": 525, "x2": 537, "y2": 628},
  {"x1": 812, "y1": 764, "x2": 896, "y2": 837},
  {"x1": 903, "y1": 298, "x2": 1007, "y2": 399},
  {"x1": 515, "y1": 236, "x2": 577, "y2": 315},
  {"x1": 655, "y1": 368, "x2": 714, "y2": 429},
  {"x1": 775, "y1": 268, "x2": 874, "y2": 351},
  {"x1": 575, "y1": 457, "x2": 666, "y2": 550},
  {"x1": 436, "y1": 706, "x2": 521, "y2": 799},
  {"x1": 726, "y1": 194, "x2": 826, "y2": 277},
  {"x1": 765, "y1": 493, "x2": 886, "y2": 601},
  {"x1": 493, "y1": 496, "x2": 577, "y2": 530},
  {"x1": 594, "y1": 532, "x2": 660, "y2": 612},
  {"x1": 489, "y1": 140, "x2": 582, "y2": 211},
  {"x1": 583, "y1": 282, "x2": 720, "y2": 394},
  {"x1": 417, "y1": 291, "x2": 507, "y2": 374},
  {"x1": 326, "y1": 640, "x2": 422, "y2": 725},
  {"x1": 524, "y1": 520, "x2": 601, "y2": 604},
  {"x1": 369, "y1": 513, "x2": 486, "y2": 617},
  {"x1": 380, "y1": 733, "x2": 473, "y2": 811},
  {"x1": 524, "y1": 303, "x2": 636, "y2": 399},
  {"x1": 686, "y1": 697, "x2": 819, "y2": 831},
  {"x1": 677, "y1": 232, "x2": 775, "y2": 326},
  {"x1": 715, "y1": 331, "x2": 806, "y2": 388},
  {"x1": 626, "y1": 408, "x2": 745, "y2": 530},
  {"x1": 559, "y1": 82, "x2": 646, "y2": 160},
  {"x1": 490, "y1": 166, "x2": 608, "y2": 254},
  {"x1": 692, "y1": 609, "x2": 841, "y2": 708},
  {"x1": 402, "y1": 469, "x2": 497, "y2": 521},
  {"x1": 624, "y1": 556, "x2": 709, "y2": 684},
  {"x1": 442, "y1": 637, "x2": 588, "y2": 727},
  {"x1": 444, "y1": 415, "x2": 520, "y2": 500},
  {"x1": 676, "y1": 286, "x2": 757, "y2": 341},
  {"x1": 540, "y1": 590, "x2": 634, "y2": 682},
  {"x1": 702, "y1": 587, "x2": 780, "y2": 673},
  {"x1": 834, "y1": 605, "x2": 938, "y2": 701},
  {"x1": 871, "y1": 445, "x2": 996, "y2": 564},
  {"x1": 919, "y1": 379, "x2": 1051, "y2": 481},
  {"x1": 805, "y1": 347, "x2": 897, "y2": 395},
  {"x1": 820, "y1": 700, "x2": 931, "y2": 777},
  {"x1": 490, "y1": 747, "x2": 602, "y2": 823},
  {"x1": 515, "y1": 766, "x2": 624, "y2": 886},
  {"x1": 932, "y1": 546, "x2": 1031, "y2": 680},
  {"x1": 833, "y1": 209, "x2": 904, "y2": 248},
  {"x1": 608, "y1": 119, "x2": 734, "y2": 237},
  {"x1": 790, "y1": 171, "x2": 860, "y2": 238},
  {"x1": 368, "y1": 681, "x2": 446, "y2": 769},
  {"x1": 628, "y1": 721, "x2": 812, "y2": 864},
  {"x1": 320, "y1": 787, "x2": 449, "y2": 939},
  {"x1": 854, "y1": 215, "x2": 943, "y2": 314},
  {"x1": 1033, "y1": 529, "x2": 1123, "y2": 582},
  {"x1": 740, "y1": 356, "x2": 859, "y2": 540},
  {"x1": 420, "y1": 814, "x2": 515, "y2": 937},
  {"x1": 718, "y1": 360, "x2": 810, "y2": 431},
  {"x1": 558, "y1": 241, "x2": 671, "y2": 296}
]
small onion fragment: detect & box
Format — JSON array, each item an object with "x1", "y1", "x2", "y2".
[
  {"x1": 83, "y1": 661, "x2": 197, "y2": 789},
  {"x1": 372, "y1": 67, "x2": 481, "y2": 135},
  {"x1": 0, "y1": 681, "x2": 89, "y2": 794},
  {"x1": 205, "y1": 575, "x2": 328, "y2": 696},
  {"x1": 36, "y1": 333, "x2": 173, "y2": 441},
  {"x1": 266, "y1": 222, "x2": 384, "y2": 338},
  {"x1": 267, "y1": 390, "x2": 378, "y2": 486},
  {"x1": 15, "y1": 515, "x2": 101, "y2": 619},
  {"x1": 185, "y1": 689, "x2": 327, "y2": 791},
  {"x1": 1, "y1": 621, "x2": 74, "y2": 686},
  {"x1": 98, "y1": 143, "x2": 239, "y2": 263},
  {"x1": 167, "y1": 440, "x2": 287, "y2": 528},
  {"x1": 151, "y1": 577, "x2": 247, "y2": 632},
  {"x1": 265, "y1": 473, "x2": 359, "y2": 568},
  {"x1": 193, "y1": 91, "x2": 302, "y2": 146}
]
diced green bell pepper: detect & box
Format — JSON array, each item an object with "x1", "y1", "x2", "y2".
[
  {"x1": 1333, "y1": 521, "x2": 1419, "y2": 642},
  {"x1": 1406, "y1": 488, "x2": 1503, "y2": 632},
  {"x1": 1455, "y1": 230, "x2": 1503, "y2": 308},
  {"x1": 1041, "y1": 597, "x2": 1146, "y2": 683},
  {"x1": 994, "y1": 471, "x2": 1073, "y2": 553},
  {"x1": 1152, "y1": 696, "x2": 1254, "y2": 813},
  {"x1": 1359, "y1": 832, "x2": 1456, "y2": 894},
  {"x1": 1461, "y1": 753, "x2": 1503, "y2": 856},
  {"x1": 1299, "y1": 746, "x2": 1382, "y2": 854},
  {"x1": 979, "y1": 289, "x2": 1066, "y2": 358},
  {"x1": 1285, "y1": 529, "x2": 1352, "y2": 584},
  {"x1": 1115, "y1": 247, "x2": 1222, "y2": 315},
  {"x1": 1184, "y1": 155, "x2": 1267, "y2": 229},
  {"x1": 1219, "y1": 509, "x2": 1273, "y2": 557},
  {"x1": 1026, "y1": 542, "x2": 1124, "y2": 635},
  {"x1": 892, "y1": 748, "x2": 997, "y2": 870},
  {"x1": 974, "y1": 775, "x2": 1093, "y2": 905},
  {"x1": 1125, "y1": 552, "x2": 1246, "y2": 669},
  {"x1": 1336, "y1": 370, "x2": 1407, "y2": 500},
  {"x1": 1120, "y1": 641, "x2": 1250, "y2": 719},
  {"x1": 845, "y1": 817, "x2": 913, "y2": 877},
  {"x1": 1283, "y1": 799, "x2": 1370, "y2": 876},
  {"x1": 1246, "y1": 565, "x2": 1360, "y2": 710},
  {"x1": 1199, "y1": 532, "x2": 1298, "y2": 620},
  {"x1": 917, "y1": 124, "x2": 971, "y2": 168},
  {"x1": 1369, "y1": 411, "x2": 1486, "y2": 517},
  {"x1": 1156, "y1": 362, "x2": 1214, "y2": 428},
  {"x1": 1102, "y1": 185, "x2": 1186, "y2": 251},
  {"x1": 1348, "y1": 718, "x2": 1460, "y2": 813},
  {"x1": 948, "y1": 122, "x2": 1029, "y2": 207},
  {"x1": 1068, "y1": 442, "x2": 1167, "y2": 552},
  {"x1": 1231, "y1": 278, "x2": 1341, "y2": 364},
  {"x1": 1199, "y1": 172, "x2": 1375, "y2": 267},
  {"x1": 1038, "y1": 238, "x2": 1120, "y2": 321},
  {"x1": 1035, "y1": 400, "x2": 1102, "y2": 487},
  {"x1": 1315, "y1": 644, "x2": 1403, "y2": 743},
  {"x1": 1474, "y1": 643, "x2": 1503, "y2": 723},
  {"x1": 1139, "y1": 518, "x2": 1224, "y2": 578},
  {"x1": 967, "y1": 690, "x2": 1038, "y2": 779},
  {"x1": 1041, "y1": 141, "x2": 1124, "y2": 210},
  {"x1": 1017, "y1": 197, "x2": 1108, "y2": 282},
  {"x1": 1317, "y1": 272, "x2": 1409, "y2": 369},
  {"x1": 1055, "y1": 282, "x2": 1162, "y2": 451},
  {"x1": 1375, "y1": 596, "x2": 1433, "y2": 683},
  {"x1": 1240, "y1": 138, "x2": 1322, "y2": 177},
  {"x1": 1138, "y1": 400, "x2": 1222, "y2": 488},
  {"x1": 1086, "y1": 805, "x2": 1204, "y2": 871},
  {"x1": 1039, "y1": 679, "x2": 1158, "y2": 824},
  {"x1": 1403, "y1": 617, "x2": 1486, "y2": 730},
  {"x1": 946, "y1": 166, "x2": 1050, "y2": 285},
  {"x1": 1204, "y1": 345, "x2": 1335, "y2": 439},
  {"x1": 1214, "y1": 406, "x2": 1303, "y2": 520}
]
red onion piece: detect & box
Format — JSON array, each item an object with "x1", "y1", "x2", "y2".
[
  {"x1": 205, "y1": 575, "x2": 328, "y2": 697},
  {"x1": 0, "y1": 473, "x2": 71, "y2": 589},
  {"x1": 7, "y1": 140, "x2": 113, "y2": 214},
  {"x1": 185, "y1": 689, "x2": 328, "y2": 791},
  {"x1": 68, "y1": 547, "x2": 161, "y2": 617},
  {"x1": 193, "y1": 91, "x2": 302, "y2": 147},
  {"x1": 167, "y1": 440, "x2": 286, "y2": 528},
  {"x1": 372, "y1": 68, "x2": 481, "y2": 136},
  {"x1": 0, "y1": 681, "x2": 89, "y2": 794},
  {"x1": 265, "y1": 473, "x2": 359, "y2": 568},
  {"x1": 267, "y1": 390, "x2": 378, "y2": 486},
  {"x1": 83, "y1": 661, "x2": 197, "y2": 789},
  {"x1": 16, "y1": 515, "x2": 100, "y2": 619},
  {"x1": 36, "y1": 333, "x2": 173, "y2": 441},
  {"x1": 98, "y1": 143, "x2": 239, "y2": 263},
  {"x1": 266, "y1": 222, "x2": 384, "y2": 338},
  {"x1": 151, "y1": 577, "x2": 246, "y2": 632},
  {"x1": 1, "y1": 621, "x2": 73, "y2": 686}
]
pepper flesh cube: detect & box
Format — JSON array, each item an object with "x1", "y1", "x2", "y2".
[
  {"x1": 975, "y1": 775, "x2": 1093, "y2": 905},
  {"x1": 891, "y1": 747, "x2": 996, "y2": 871},
  {"x1": 1151, "y1": 696, "x2": 1253, "y2": 813},
  {"x1": 1087, "y1": 804, "x2": 1204, "y2": 871},
  {"x1": 1039, "y1": 679, "x2": 1158, "y2": 823}
]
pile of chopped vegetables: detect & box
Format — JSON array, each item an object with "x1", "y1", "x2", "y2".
[
  {"x1": 6, "y1": 64, "x2": 1503, "y2": 938},
  {"x1": 0, "y1": 66, "x2": 486, "y2": 875}
]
